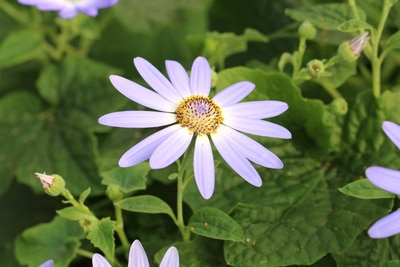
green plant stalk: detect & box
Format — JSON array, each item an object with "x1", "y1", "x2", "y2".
[
  {"x1": 371, "y1": 0, "x2": 393, "y2": 97},
  {"x1": 113, "y1": 204, "x2": 130, "y2": 251},
  {"x1": 76, "y1": 248, "x2": 95, "y2": 259},
  {"x1": 0, "y1": 1, "x2": 29, "y2": 24},
  {"x1": 315, "y1": 79, "x2": 343, "y2": 99},
  {"x1": 176, "y1": 165, "x2": 190, "y2": 242},
  {"x1": 293, "y1": 37, "x2": 307, "y2": 79},
  {"x1": 62, "y1": 189, "x2": 94, "y2": 216}
]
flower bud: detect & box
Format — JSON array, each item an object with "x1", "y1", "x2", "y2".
[
  {"x1": 106, "y1": 185, "x2": 124, "y2": 202},
  {"x1": 298, "y1": 21, "x2": 317, "y2": 40},
  {"x1": 307, "y1": 59, "x2": 325, "y2": 77},
  {"x1": 328, "y1": 98, "x2": 348, "y2": 115},
  {"x1": 35, "y1": 173, "x2": 66, "y2": 196},
  {"x1": 338, "y1": 32, "x2": 369, "y2": 62}
]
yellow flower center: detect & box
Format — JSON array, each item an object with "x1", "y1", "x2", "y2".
[{"x1": 176, "y1": 95, "x2": 223, "y2": 135}]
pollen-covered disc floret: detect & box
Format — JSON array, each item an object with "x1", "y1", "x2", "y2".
[
  {"x1": 176, "y1": 95, "x2": 223, "y2": 135},
  {"x1": 99, "y1": 56, "x2": 292, "y2": 199}
]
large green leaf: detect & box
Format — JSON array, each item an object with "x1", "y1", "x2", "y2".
[
  {"x1": 86, "y1": 217, "x2": 116, "y2": 261},
  {"x1": 15, "y1": 216, "x2": 84, "y2": 267},
  {"x1": 0, "y1": 56, "x2": 122, "y2": 195}
]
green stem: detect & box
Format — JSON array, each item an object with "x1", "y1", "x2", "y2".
[
  {"x1": 61, "y1": 189, "x2": 94, "y2": 216},
  {"x1": 176, "y1": 166, "x2": 190, "y2": 241},
  {"x1": 114, "y1": 204, "x2": 130, "y2": 251},
  {"x1": 293, "y1": 37, "x2": 307, "y2": 78},
  {"x1": 0, "y1": 1, "x2": 29, "y2": 24},
  {"x1": 371, "y1": 0, "x2": 393, "y2": 97},
  {"x1": 315, "y1": 80, "x2": 343, "y2": 99},
  {"x1": 76, "y1": 248, "x2": 94, "y2": 259}
]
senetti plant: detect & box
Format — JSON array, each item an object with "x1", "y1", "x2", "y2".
[{"x1": 3, "y1": 0, "x2": 400, "y2": 266}]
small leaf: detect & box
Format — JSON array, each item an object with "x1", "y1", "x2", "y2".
[
  {"x1": 339, "y1": 179, "x2": 395, "y2": 199},
  {"x1": 383, "y1": 31, "x2": 400, "y2": 54},
  {"x1": 338, "y1": 19, "x2": 374, "y2": 32},
  {"x1": 188, "y1": 207, "x2": 244, "y2": 242},
  {"x1": 87, "y1": 218, "x2": 116, "y2": 260},
  {"x1": 101, "y1": 163, "x2": 150, "y2": 193},
  {"x1": 0, "y1": 30, "x2": 43, "y2": 69},
  {"x1": 57, "y1": 207, "x2": 88, "y2": 221},
  {"x1": 117, "y1": 195, "x2": 175, "y2": 218},
  {"x1": 79, "y1": 188, "x2": 91, "y2": 205}
]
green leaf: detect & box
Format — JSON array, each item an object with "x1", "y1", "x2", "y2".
[
  {"x1": 79, "y1": 187, "x2": 91, "y2": 205},
  {"x1": 383, "y1": 31, "x2": 400, "y2": 55},
  {"x1": 117, "y1": 195, "x2": 175, "y2": 218},
  {"x1": 87, "y1": 218, "x2": 116, "y2": 260},
  {"x1": 0, "y1": 30, "x2": 43, "y2": 69},
  {"x1": 286, "y1": 3, "x2": 366, "y2": 31},
  {"x1": 338, "y1": 19, "x2": 374, "y2": 32},
  {"x1": 15, "y1": 216, "x2": 84, "y2": 267},
  {"x1": 0, "y1": 56, "x2": 122, "y2": 195},
  {"x1": 339, "y1": 179, "x2": 395, "y2": 199},
  {"x1": 57, "y1": 206, "x2": 89, "y2": 221},
  {"x1": 101, "y1": 163, "x2": 150, "y2": 193},
  {"x1": 188, "y1": 207, "x2": 244, "y2": 242}
]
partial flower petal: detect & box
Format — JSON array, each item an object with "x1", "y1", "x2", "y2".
[
  {"x1": 223, "y1": 116, "x2": 292, "y2": 139},
  {"x1": 211, "y1": 132, "x2": 262, "y2": 186},
  {"x1": 166, "y1": 60, "x2": 191, "y2": 98},
  {"x1": 194, "y1": 135, "x2": 215, "y2": 199},
  {"x1": 218, "y1": 125, "x2": 283, "y2": 169},
  {"x1": 190, "y1": 57, "x2": 211, "y2": 96},
  {"x1": 109, "y1": 75, "x2": 176, "y2": 112},
  {"x1": 222, "y1": 100, "x2": 288, "y2": 119},
  {"x1": 98, "y1": 111, "x2": 176, "y2": 128},
  {"x1": 128, "y1": 240, "x2": 149, "y2": 267},
  {"x1": 119, "y1": 125, "x2": 180, "y2": 167},
  {"x1": 212, "y1": 81, "x2": 255, "y2": 108},
  {"x1": 383, "y1": 121, "x2": 400, "y2": 150},
  {"x1": 368, "y1": 209, "x2": 400, "y2": 238},
  {"x1": 150, "y1": 127, "x2": 193, "y2": 169},
  {"x1": 92, "y1": 254, "x2": 112, "y2": 267},
  {"x1": 134, "y1": 57, "x2": 182, "y2": 104},
  {"x1": 160, "y1": 246, "x2": 179, "y2": 267},
  {"x1": 39, "y1": 260, "x2": 54, "y2": 267},
  {"x1": 366, "y1": 166, "x2": 400, "y2": 195},
  {"x1": 59, "y1": 6, "x2": 78, "y2": 19}
]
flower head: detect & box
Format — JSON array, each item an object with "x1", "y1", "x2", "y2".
[
  {"x1": 92, "y1": 240, "x2": 179, "y2": 267},
  {"x1": 18, "y1": 0, "x2": 118, "y2": 19},
  {"x1": 38, "y1": 260, "x2": 53, "y2": 267},
  {"x1": 35, "y1": 172, "x2": 66, "y2": 196},
  {"x1": 99, "y1": 56, "x2": 291, "y2": 199},
  {"x1": 338, "y1": 32, "x2": 369, "y2": 62},
  {"x1": 366, "y1": 121, "x2": 400, "y2": 238}
]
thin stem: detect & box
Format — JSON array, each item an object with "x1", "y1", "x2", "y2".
[
  {"x1": 293, "y1": 37, "x2": 307, "y2": 78},
  {"x1": 315, "y1": 79, "x2": 343, "y2": 99},
  {"x1": 371, "y1": 0, "x2": 392, "y2": 97},
  {"x1": 61, "y1": 189, "x2": 94, "y2": 216},
  {"x1": 76, "y1": 248, "x2": 94, "y2": 259},
  {"x1": 0, "y1": 1, "x2": 29, "y2": 24},
  {"x1": 113, "y1": 204, "x2": 130, "y2": 251}
]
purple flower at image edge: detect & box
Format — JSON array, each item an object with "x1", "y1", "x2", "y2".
[
  {"x1": 38, "y1": 260, "x2": 53, "y2": 267},
  {"x1": 18, "y1": 0, "x2": 119, "y2": 19},
  {"x1": 92, "y1": 240, "x2": 179, "y2": 267},
  {"x1": 98, "y1": 56, "x2": 291, "y2": 199},
  {"x1": 366, "y1": 121, "x2": 400, "y2": 238}
]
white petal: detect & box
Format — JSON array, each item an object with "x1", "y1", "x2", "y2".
[
  {"x1": 109, "y1": 75, "x2": 176, "y2": 112},
  {"x1": 165, "y1": 60, "x2": 191, "y2": 98},
  {"x1": 128, "y1": 240, "x2": 149, "y2": 267},
  {"x1": 212, "y1": 81, "x2": 255, "y2": 108},
  {"x1": 218, "y1": 125, "x2": 283, "y2": 169},
  {"x1": 134, "y1": 57, "x2": 182, "y2": 104},
  {"x1": 222, "y1": 100, "x2": 288, "y2": 119},
  {"x1": 98, "y1": 111, "x2": 176, "y2": 128},
  {"x1": 194, "y1": 135, "x2": 215, "y2": 199},
  {"x1": 368, "y1": 210, "x2": 400, "y2": 238},
  {"x1": 190, "y1": 57, "x2": 211, "y2": 96},
  {"x1": 366, "y1": 166, "x2": 400, "y2": 195},
  {"x1": 383, "y1": 121, "x2": 400, "y2": 150},
  {"x1": 160, "y1": 247, "x2": 179, "y2": 267},
  {"x1": 223, "y1": 116, "x2": 292, "y2": 139},
  {"x1": 150, "y1": 127, "x2": 193, "y2": 169},
  {"x1": 211, "y1": 132, "x2": 262, "y2": 186},
  {"x1": 92, "y1": 254, "x2": 112, "y2": 267},
  {"x1": 119, "y1": 125, "x2": 180, "y2": 167}
]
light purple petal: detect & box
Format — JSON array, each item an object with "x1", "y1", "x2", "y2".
[
  {"x1": 38, "y1": 260, "x2": 54, "y2": 267},
  {"x1": 160, "y1": 247, "x2": 179, "y2": 267},
  {"x1": 92, "y1": 254, "x2": 112, "y2": 267},
  {"x1": 218, "y1": 125, "x2": 283, "y2": 169},
  {"x1": 190, "y1": 57, "x2": 211, "y2": 96},
  {"x1": 96, "y1": 0, "x2": 119, "y2": 8},
  {"x1": 222, "y1": 100, "x2": 289, "y2": 119},
  {"x1": 194, "y1": 135, "x2": 215, "y2": 199},
  {"x1": 18, "y1": 0, "x2": 65, "y2": 10},
  {"x1": 368, "y1": 209, "x2": 400, "y2": 238},
  {"x1": 366, "y1": 166, "x2": 400, "y2": 195},
  {"x1": 150, "y1": 127, "x2": 193, "y2": 169},
  {"x1": 211, "y1": 132, "x2": 262, "y2": 187},
  {"x1": 165, "y1": 60, "x2": 191, "y2": 99},
  {"x1": 109, "y1": 75, "x2": 176, "y2": 112},
  {"x1": 78, "y1": 7, "x2": 98, "y2": 16},
  {"x1": 223, "y1": 116, "x2": 292, "y2": 139},
  {"x1": 212, "y1": 81, "x2": 255, "y2": 108},
  {"x1": 98, "y1": 111, "x2": 176, "y2": 128},
  {"x1": 383, "y1": 121, "x2": 400, "y2": 150},
  {"x1": 128, "y1": 240, "x2": 149, "y2": 267},
  {"x1": 59, "y1": 6, "x2": 78, "y2": 19},
  {"x1": 134, "y1": 57, "x2": 182, "y2": 104},
  {"x1": 119, "y1": 125, "x2": 180, "y2": 167}
]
